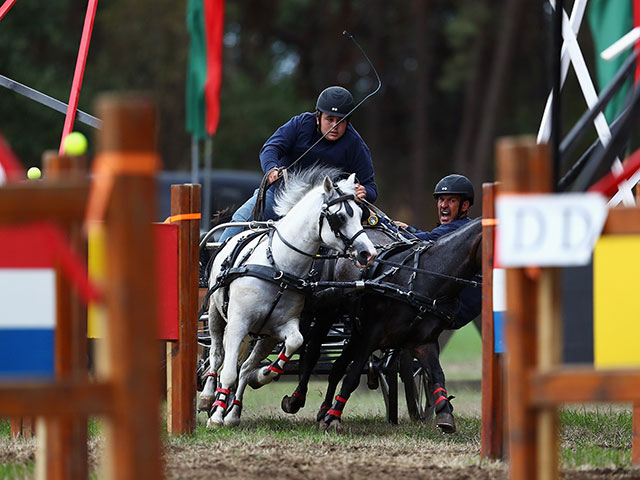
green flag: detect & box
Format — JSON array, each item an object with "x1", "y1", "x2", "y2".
[
  {"x1": 588, "y1": 0, "x2": 634, "y2": 123},
  {"x1": 186, "y1": 0, "x2": 224, "y2": 140},
  {"x1": 186, "y1": 0, "x2": 207, "y2": 140}
]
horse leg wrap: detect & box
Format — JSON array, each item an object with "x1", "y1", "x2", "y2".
[
  {"x1": 433, "y1": 386, "x2": 455, "y2": 413},
  {"x1": 213, "y1": 388, "x2": 231, "y2": 411},
  {"x1": 205, "y1": 372, "x2": 218, "y2": 387},
  {"x1": 267, "y1": 351, "x2": 290, "y2": 376},
  {"x1": 231, "y1": 399, "x2": 243, "y2": 414},
  {"x1": 326, "y1": 395, "x2": 348, "y2": 420},
  {"x1": 316, "y1": 404, "x2": 330, "y2": 422}
]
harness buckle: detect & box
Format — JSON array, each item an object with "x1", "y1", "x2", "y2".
[
  {"x1": 273, "y1": 271, "x2": 284, "y2": 280},
  {"x1": 355, "y1": 280, "x2": 365, "y2": 290}
]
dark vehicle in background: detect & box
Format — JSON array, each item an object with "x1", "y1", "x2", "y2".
[{"x1": 156, "y1": 169, "x2": 263, "y2": 229}]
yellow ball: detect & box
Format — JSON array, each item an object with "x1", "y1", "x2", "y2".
[
  {"x1": 62, "y1": 131, "x2": 88, "y2": 156},
  {"x1": 27, "y1": 167, "x2": 42, "y2": 180}
]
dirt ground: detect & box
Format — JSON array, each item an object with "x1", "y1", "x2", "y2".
[
  {"x1": 2, "y1": 382, "x2": 639, "y2": 479},
  {"x1": 2, "y1": 425, "x2": 640, "y2": 479},
  {"x1": 163, "y1": 441, "x2": 640, "y2": 480}
]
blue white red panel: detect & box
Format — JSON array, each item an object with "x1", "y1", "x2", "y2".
[{"x1": 0, "y1": 269, "x2": 56, "y2": 378}]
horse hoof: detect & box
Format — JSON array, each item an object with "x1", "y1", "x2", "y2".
[
  {"x1": 206, "y1": 416, "x2": 223, "y2": 429},
  {"x1": 224, "y1": 415, "x2": 241, "y2": 427},
  {"x1": 281, "y1": 395, "x2": 303, "y2": 414},
  {"x1": 435, "y1": 412, "x2": 456, "y2": 434},
  {"x1": 316, "y1": 407, "x2": 329, "y2": 423},
  {"x1": 322, "y1": 418, "x2": 343, "y2": 434},
  {"x1": 197, "y1": 395, "x2": 214, "y2": 412}
]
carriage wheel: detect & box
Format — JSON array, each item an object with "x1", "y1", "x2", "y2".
[
  {"x1": 196, "y1": 347, "x2": 210, "y2": 392},
  {"x1": 398, "y1": 350, "x2": 432, "y2": 422},
  {"x1": 412, "y1": 366, "x2": 433, "y2": 421},
  {"x1": 378, "y1": 353, "x2": 399, "y2": 424}
]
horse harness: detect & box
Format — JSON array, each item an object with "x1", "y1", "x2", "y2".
[
  {"x1": 198, "y1": 187, "x2": 364, "y2": 332},
  {"x1": 309, "y1": 239, "x2": 480, "y2": 327}
]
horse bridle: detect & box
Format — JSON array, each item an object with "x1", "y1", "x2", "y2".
[
  {"x1": 271, "y1": 185, "x2": 367, "y2": 260},
  {"x1": 318, "y1": 186, "x2": 368, "y2": 250}
]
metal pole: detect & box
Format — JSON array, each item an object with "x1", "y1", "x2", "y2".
[
  {"x1": 551, "y1": 0, "x2": 563, "y2": 190},
  {"x1": 202, "y1": 136, "x2": 213, "y2": 232}
]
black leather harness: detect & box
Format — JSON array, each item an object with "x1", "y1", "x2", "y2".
[{"x1": 198, "y1": 186, "x2": 365, "y2": 332}]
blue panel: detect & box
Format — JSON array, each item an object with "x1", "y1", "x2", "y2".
[
  {"x1": 0, "y1": 329, "x2": 54, "y2": 379},
  {"x1": 493, "y1": 311, "x2": 506, "y2": 354}
]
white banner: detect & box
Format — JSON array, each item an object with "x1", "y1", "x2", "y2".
[
  {"x1": 496, "y1": 193, "x2": 607, "y2": 267},
  {"x1": 0, "y1": 269, "x2": 56, "y2": 328}
]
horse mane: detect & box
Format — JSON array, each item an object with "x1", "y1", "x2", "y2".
[
  {"x1": 433, "y1": 217, "x2": 483, "y2": 268},
  {"x1": 434, "y1": 217, "x2": 482, "y2": 245},
  {"x1": 273, "y1": 164, "x2": 346, "y2": 216}
]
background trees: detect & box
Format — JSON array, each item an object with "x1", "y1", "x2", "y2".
[{"x1": 0, "y1": 0, "x2": 600, "y2": 225}]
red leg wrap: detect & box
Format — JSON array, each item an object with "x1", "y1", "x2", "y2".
[
  {"x1": 277, "y1": 352, "x2": 290, "y2": 362},
  {"x1": 327, "y1": 409, "x2": 343, "y2": 419},
  {"x1": 267, "y1": 365, "x2": 285, "y2": 374}
]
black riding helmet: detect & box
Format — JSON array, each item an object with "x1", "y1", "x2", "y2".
[
  {"x1": 433, "y1": 174, "x2": 474, "y2": 206},
  {"x1": 316, "y1": 86, "x2": 355, "y2": 117}
]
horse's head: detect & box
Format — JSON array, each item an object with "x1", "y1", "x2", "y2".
[{"x1": 319, "y1": 173, "x2": 377, "y2": 268}]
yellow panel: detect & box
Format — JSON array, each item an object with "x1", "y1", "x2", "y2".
[
  {"x1": 594, "y1": 235, "x2": 640, "y2": 369},
  {"x1": 87, "y1": 223, "x2": 106, "y2": 338}
]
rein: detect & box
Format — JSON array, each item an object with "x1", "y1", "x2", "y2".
[
  {"x1": 199, "y1": 186, "x2": 369, "y2": 327},
  {"x1": 372, "y1": 258, "x2": 481, "y2": 288}
]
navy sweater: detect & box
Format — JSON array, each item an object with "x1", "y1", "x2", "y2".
[
  {"x1": 259, "y1": 112, "x2": 377, "y2": 202},
  {"x1": 412, "y1": 217, "x2": 471, "y2": 242}
]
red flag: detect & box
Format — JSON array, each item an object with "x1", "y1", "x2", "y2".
[
  {"x1": 203, "y1": 0, "x2": 224, "y2": 135},
  {"x1": 0, "y1": 133, "x2": 25, "y2": 184}
]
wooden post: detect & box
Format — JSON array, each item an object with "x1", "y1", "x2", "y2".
[
  {"x1": 496, "y1": 137, "x2": 558, "y2": 480},
  {"x1": 96, "y1": 94, "x2": 163, "y2": 480},
  {"x1": 167, "y1": 183, "x2": 200, "y2": 434},
  {"x1": 37, "y1": 152, "x2": 89, "y2": 480},
  {"x1": 481, "y1": 182, "x2": 504, "y2": 459}
]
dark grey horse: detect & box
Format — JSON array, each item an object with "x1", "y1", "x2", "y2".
[{"x1": 281, "y1": 218, "x2": 482, "y2": 433}]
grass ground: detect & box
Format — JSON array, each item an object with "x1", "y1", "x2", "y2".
[{"x1": 0, "y1": 325, "x2": 637, "y2": 478}]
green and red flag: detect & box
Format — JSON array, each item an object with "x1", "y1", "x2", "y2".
[
  {"x1": 588, "y1": 0, "x2": 638, "y2": 122},
  {"x1": 186, "y1": 0, "x2": 225, "y2": 140}
]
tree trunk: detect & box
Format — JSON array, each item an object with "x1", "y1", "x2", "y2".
[
  {"x1": 410, "y1": 0, "x2": 429, "y2": 225},
  {"x1": 470, "y1": 0, "x2": 526, "y2": 186}
]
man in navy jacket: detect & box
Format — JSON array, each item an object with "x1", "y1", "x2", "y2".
[
  {"x1": 403, "y1": 174, "x2": 481, "y2": 330},
  {"x1": 219, "y1": 86, "x2": 377, "y2": 241}
]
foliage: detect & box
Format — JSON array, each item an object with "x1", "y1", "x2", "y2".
[{"x1": 0, "y1": 0, "x2": 616, "y2": 224}]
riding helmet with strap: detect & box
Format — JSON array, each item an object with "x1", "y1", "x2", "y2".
[
  {"x1": 433, "y1": 174, "x2": 474, "y2": 206},
  {"x1": 316, "y1": 86, "x2": 355, "y2": 118}
]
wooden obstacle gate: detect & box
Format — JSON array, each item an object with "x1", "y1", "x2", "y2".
[
  {"x1": 481, "y1": 136, "x2": 640, "y2": 479},
  {"x1": 0, "y1": 95, "x2": 164, "y2": 479}
]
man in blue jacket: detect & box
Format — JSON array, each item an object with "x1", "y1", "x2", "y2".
[
  {"x1": 403, "y1": 174, "x2": 481, "y2": 330},
  {"x1": 407, "y1": 174, "x2": 474, "y2": 242},
  {"x1": 219, "y1": 86, "x2": 377, "y2": 241}
]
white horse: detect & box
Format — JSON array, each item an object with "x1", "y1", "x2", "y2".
[{"x1": 199, "y1": 167, "x2": 377, "y2": 427}]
